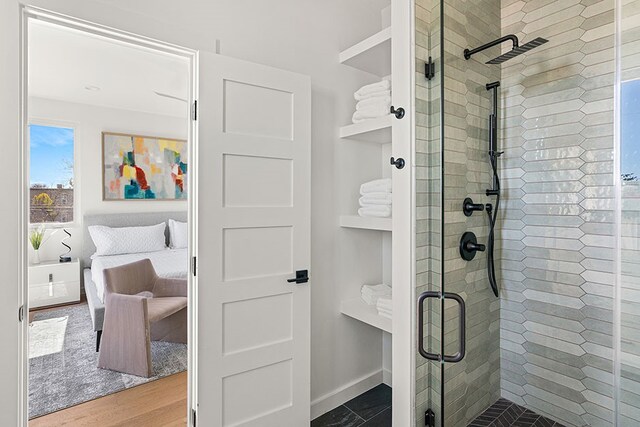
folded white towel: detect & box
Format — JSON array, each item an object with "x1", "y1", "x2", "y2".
[
  {"x1": 362, "y1": 294, "x2": 378, "y2": 305},
  {"x1": 377, "y1": 306, "x2": 392, "y2": 315},
  {"x1": 360, "y1": 178, "x2": 392, "y2": 195},
  {"x1": 359, "y1": 193, "x2": 392, "y2": 206},
  {"x1": 377, "y1": 309, "x2": 392, "y2": 319},
  {"x1": 356, "y1": 95, "x2": 392, "y2": 111},
  {"x1": 362, "y1": 284, "x2": 392, "y2": 296},
  {"x1": 352, "y1": 105, "x2": 391, "y2": 123},
  {"x1": 358, "y1": 206, "x2": 391, "y2": 218},
  {"x1": 354, "y1": 80, "x2": 391, "y2": 100},
  {"x1": 376, "y1": 297, "x2": 392, "y2": 309}
]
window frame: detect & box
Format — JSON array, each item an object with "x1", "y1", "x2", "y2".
[{"x1": 27, "y1": 118, "x2": 79, "y2": 228}]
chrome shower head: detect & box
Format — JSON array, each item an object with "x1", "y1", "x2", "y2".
[{"x1": 486, "y1": 37, "x2": 548, "y2": 65}]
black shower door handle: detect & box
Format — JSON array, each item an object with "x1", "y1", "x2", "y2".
[
  {"x1": 417, "y1": 291, "x2": 466, "y2": 363},
  {"x1": 417, "y1": 291, "x2": 440, "y2": 361}
]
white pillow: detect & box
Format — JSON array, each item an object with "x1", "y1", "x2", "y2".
[
  {"x1": 168, "y1": 219, "x2": 188, "y2": 249},
  {"x1": 89, "y1": 223, "x2": 166, "y2": 257}
]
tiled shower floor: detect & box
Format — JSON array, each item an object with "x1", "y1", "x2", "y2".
[{"x1": 469, "y1": 398, "x2": 566, "y2": 427}]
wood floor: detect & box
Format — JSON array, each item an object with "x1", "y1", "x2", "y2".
[{"x1": 30, "y1": 371, "x2": 188, "y2": 427}]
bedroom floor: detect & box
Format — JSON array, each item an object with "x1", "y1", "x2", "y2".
[
  {"x1": 30, "y1": 371, "x2": 187, "y2": 427},
  {"x1": 28, "y1": 301, "x2": 188, "y2": 423}
]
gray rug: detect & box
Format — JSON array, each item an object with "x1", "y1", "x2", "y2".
[{"x1": 29, "y1": 304, "x2": 187, "y2": 419}]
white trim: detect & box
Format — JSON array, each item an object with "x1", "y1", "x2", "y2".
[
  {"x1": 383, "y1": 368, "x2": 392, "y2": 387},
  {"x1": 19, "y1": 6, "x2": 197, "y2": 426},
  {"x1": 310, "y1": 369, "x2": 383, "y2": 420},
  {"x1": 391, "y1": 0, "x2": 416, "y2": 426}
]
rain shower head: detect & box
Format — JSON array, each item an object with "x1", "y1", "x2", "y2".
[{"x1": 464, "y1": 34, "x2": 548, "y2": 65}]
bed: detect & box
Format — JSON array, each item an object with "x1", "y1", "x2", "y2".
[{"x1": 82, "y1": 211, "x2": 188, "y2": 351}]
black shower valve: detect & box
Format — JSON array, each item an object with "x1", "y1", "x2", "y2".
[
  {"x1": 463, "y1": 197, "x2": 485, "y2": 217},
  {"x1": 460, "y1": 231, "x2": 485, "y2": 261}
]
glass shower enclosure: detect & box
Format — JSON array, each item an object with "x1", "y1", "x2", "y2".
[{"x1": 415, "y1": 0, "x2": 640, "y2": 425}]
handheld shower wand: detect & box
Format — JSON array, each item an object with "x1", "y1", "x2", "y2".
[{"x1": 485, "y1": 81, "x2": 501, "y2": 297}]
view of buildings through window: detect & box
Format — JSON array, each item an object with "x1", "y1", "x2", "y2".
[
  {"x1": 29, "y1": 124, "x2": 75, "y2": 223},
  {"x1": 622, "y1": 80, "x2": 640, "y2": 183}
]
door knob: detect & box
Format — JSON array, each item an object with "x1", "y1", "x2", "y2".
[{"x1": 390, "y1": 157, "x2": 405, "y2": 169}]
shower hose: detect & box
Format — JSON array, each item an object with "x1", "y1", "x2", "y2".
[{"x1": 486, "y1": 153, "x2": 500, "y2": 298}]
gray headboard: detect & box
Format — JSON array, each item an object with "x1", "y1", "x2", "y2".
[{"x1": 81, "y1": 211, "x2": 188, "y2": 268}]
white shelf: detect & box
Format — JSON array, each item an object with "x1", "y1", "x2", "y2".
[
  {"x1": 340, "y1": 215, "x2": 392, "y2": 231},
  {"x1": 339, "y1": 115, "x2": 392, "y2": 143},
  {"x1": 341, "y1": 298, "x2": 392, "y2": 334},
  {"x1": 339, "y1": 27, "x2": 392, "y2": 77}
]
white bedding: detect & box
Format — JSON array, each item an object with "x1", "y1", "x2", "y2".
[{"x1": 91, "y1": 248, "x2": 188, "y2": 303}]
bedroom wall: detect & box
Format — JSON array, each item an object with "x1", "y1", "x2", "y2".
[
  {"x1": 0, "y1": 0, "x2": 391, "y2": 423},
  {"x1": 28, "y1": 96, "x2": 188, "y2": 263}
]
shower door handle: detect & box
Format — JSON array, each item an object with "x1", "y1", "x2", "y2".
[
  {"x1": 417, "y1": 291, "x2": 440, "y2": 361},
  {"x1": 417, "y1": 291, "x2": 466, "y2": 363},
  {"x1": 442, "y1": 292, "x2": 466, "y2": 363}
]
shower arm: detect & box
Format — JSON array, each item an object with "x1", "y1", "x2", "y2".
[{"x1": 464, "y1": 35, "x2": 519, "y2": 61}]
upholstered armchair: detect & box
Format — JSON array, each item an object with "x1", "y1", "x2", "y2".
[{"x1": 97, "y1": 259, "x2": 187, "y2": 377}]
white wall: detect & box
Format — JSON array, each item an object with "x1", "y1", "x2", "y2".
[
  {"x1": 1, "y1": 0, "x2": 391, "y2": 423},
  {"x1": 28, "y1": 97, "x2": 188, "y2": 262}
]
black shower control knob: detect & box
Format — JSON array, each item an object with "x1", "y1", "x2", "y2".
[
  {"x1": 390, "y1": 105, "x2": 405, "y2": 119},
  {"x1": 463, "y1": 197, "x2": 485, "y2": 216},
  {"x1": 390, "y1": 157, "x2": 405, "y2": 169},
  {"x1": 460, "y1": 231, "x2": 484, "y2": 261}
]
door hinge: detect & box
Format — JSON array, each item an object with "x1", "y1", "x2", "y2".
[
  {"x1": 18, "y1": 305, "x2": 24, "y2": 322},
  {"x1": 425, "y1": 409, "x2": 435, "y2": 427},
  {"x1": 425, "y1": 56, "x2": 435, "y2": 80},
  {"x1": 192, "y1": 256, "x2": 197, "y2": 276},
  {"x1": 192, "y1": 408, "x2": 196, "y2": 427},
  {"x1": 192, "y1": 100, "x2": 198, "y2": 121}
]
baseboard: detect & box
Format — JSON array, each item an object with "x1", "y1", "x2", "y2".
[
  {"x1": 382, "y1": 368, "x2": 392, "y2": 386},
  {"x1": 311, "y1": 369, "x2": 383, "y2": 420}
]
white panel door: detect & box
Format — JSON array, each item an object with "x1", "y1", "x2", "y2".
[{"x1": 196, "y1": 52, "x2": 311, "y2": 427}]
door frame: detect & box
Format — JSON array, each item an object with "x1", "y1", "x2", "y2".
[{"x1": 19, "y1": 6, "x2": 198, "y2": 426}]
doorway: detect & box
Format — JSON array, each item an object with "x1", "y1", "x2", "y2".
[{"x1": 20, "y1": 7, "x2": 197, "y2": 425}]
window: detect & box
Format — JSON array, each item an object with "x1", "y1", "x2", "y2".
[
  {"x1": 621, "y1": 80, "x2": 640, "y2": 184},
  {"x1": 29, "y1": 124, "x2": 75, "y2": 224}
]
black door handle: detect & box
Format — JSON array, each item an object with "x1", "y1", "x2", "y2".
[
  {"x1": 287, "y1": 270, "x2": 309, "y2": 284},
  {"x1": 417, "y1": 291, "x2": 466, "y2": 363}
]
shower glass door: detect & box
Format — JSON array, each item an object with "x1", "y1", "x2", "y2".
[
  {"x1": 416, "y1": 0, "x2": 640, "y2": 426},
  {"x1": 414, "y1": 0, "x2": 443, "y2": 425}
]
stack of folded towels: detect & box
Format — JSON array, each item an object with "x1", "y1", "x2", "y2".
[
  {"x1": 361, "y1": 284, "x2": 392, "y2": 306},
  {"x1": 376, "y1": 296, "x2": 392, "y2": 320},
  {"x1": 352, "y1": 79, "x2": 391, "y2": 124},
  {"x1": 358, "y1": 178, "x2": 392, "y2": 218}
]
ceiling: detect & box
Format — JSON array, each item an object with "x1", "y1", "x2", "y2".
[{"x1": 29, "y1": 20, "x2": 190, "y2": 118}]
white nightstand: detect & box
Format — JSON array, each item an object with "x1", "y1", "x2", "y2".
[{"x1": 28, "y1": 259, "x2": 80, "y2": 309}]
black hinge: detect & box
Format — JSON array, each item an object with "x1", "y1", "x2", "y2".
[
  {"x1": 192, "y1": 256, "x2": 197, "y2": 276},
  {"x1": 192, "y1": 100, "x2": 198, "y2": 121},
  {"x1": 425, "y1": 56, "x2": 435, "y2": 80},
  {"x1": 192, "y1": 408, "x2": 196, "y2": 426},
  {"x1": 425, "y1": 409, "x2": 435, "y2": 427},
  {"x1": 18, "y1": 305, "x2": 24, "y2": 322}
]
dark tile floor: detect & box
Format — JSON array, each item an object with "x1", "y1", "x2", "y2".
[
  {"x1": 311, "y1": 384, "x2": 392, "y2": 427},
  {"x1": 468, "y1": 398, "x2": 566, "y2": 427}
]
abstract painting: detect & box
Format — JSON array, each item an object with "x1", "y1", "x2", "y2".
[{"x1": 102, "y1": 132, "x2": 187, "y2": 200}]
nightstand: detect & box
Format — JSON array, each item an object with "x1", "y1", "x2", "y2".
[{"x1": 28, "y1": 259, "x2": 80, "y2": 309}]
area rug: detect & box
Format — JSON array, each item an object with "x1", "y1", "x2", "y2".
[{"x1": 29, "y1": 304, "x2": 187, "y2": 419}]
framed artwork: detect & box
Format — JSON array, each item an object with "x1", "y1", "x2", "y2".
[{"x1": 102, "y1": 132, "x2": 188, "y2": 201}]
